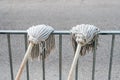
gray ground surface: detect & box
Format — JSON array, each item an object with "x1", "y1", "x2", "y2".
[{"x1": 0, "y1": 0, "x2": 120, "y2": 80}]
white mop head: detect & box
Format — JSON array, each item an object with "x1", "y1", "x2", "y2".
[
  {"x1": 27, "y1": 24, "x2": 54, "y2": 44},
  {"x1": 71, "y1": 24, "x2": 100, "y2": 55},
  {"x1": 71, "y1": 24, "x2": 100, "y2": 45},
  {"x1": 27, "y1": 24, "x2": 55, "y2": 59}
]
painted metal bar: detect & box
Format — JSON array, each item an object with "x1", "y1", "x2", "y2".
[
  {"x1": 75, "y1": 60, "x2": 79, "y2": 80},
  {"x1": 1, "y1": 30, "x2": 120, "y2": 35},
  {"x1": 59, "y1": 35, "x2": 62, "y2": 80},
  {"x1": 0, "y1": 30, "x2": 27, "y2": 34},
  {"x1": 108, "y1": 35, "x2": 115, "y2": 80},
  {"x1": 42, "y1": 42, "x2": 46, "y2": 80},
  {"x1": 99, "y1": 31, "x2": 120, "y2": 35},
  {"x1": 24, "y1": 34, "x2": 30, "y2": 80},
  {"x1": 92, "y1": 38, "x2": 97, "y2": 80},
  {"x1": 7, "y1": 34, "x2": 14, "y2": 80}
]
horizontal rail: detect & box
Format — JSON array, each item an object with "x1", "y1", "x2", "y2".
[{"x1": 0, "y1": 30, "x2": 120, "y2": 35}]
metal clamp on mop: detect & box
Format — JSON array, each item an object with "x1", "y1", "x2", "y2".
[
  {"x1": 15, "y1": 25, "x2": 55, "y2": 80},
  {"x1": 68, "y1": 24, "x2": 100, "y2": 80}
]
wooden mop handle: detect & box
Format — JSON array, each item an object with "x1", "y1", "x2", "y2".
[
  {"x1": 15, "y1": 42, "x2": 34, "y2": 80},
  {"x1": 67, "y1": 43, "x2": 81, "y2": 80}
]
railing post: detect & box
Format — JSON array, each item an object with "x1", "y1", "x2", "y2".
[
  {"x1": 7, "y1": 34, "x2": 14, "y2": 80},
  {"x1": 108, "y1": 35, "x2": 115, "y2": 80},
  {"x1": 92, "y1": 38, "x2": 97, "y2": 80},
  {"x1": 42, "y1": 42, "x2": 46, "y2": 80},
  {"x1": 59, "y1": 35, "x2": 62, "y2": 80},
  {"x1": 75, "y1": 59, "x2": 79, "y2": 80},
  {"x1": 24, "y1": 34, "x2": 30, "y2": 80}
]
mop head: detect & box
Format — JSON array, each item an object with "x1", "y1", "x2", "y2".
[
  {"x1": 27, "y1": 24, "x2": 55, "y2": 59},
  {"x1": 71, "y1": 24, "x2": 100, "y2": 56}
]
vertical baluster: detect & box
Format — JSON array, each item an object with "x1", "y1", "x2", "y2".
[
  {"x1": 24, "y1": 34, "x2": 29, "y2": 80},
  {"x1": 108, "y1": 35, "x2": 115, "y2": 80},
  {"x1": 92, "y1": 39, "x2": 97, "y2": 80},
  {"x1": 59, "y1": 35, "x2": 62, "y2": 80},
  {"x1": 7, "y1": 34, "x2": 14, "y2": 80},
  {"x1": 42, "y1": 42, "x2": 46, "y2": 80},
  {"x1": 75, "y1": 60, "x2": 79, "y2": 80}
]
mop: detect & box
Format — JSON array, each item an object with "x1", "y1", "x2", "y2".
[
  {"x1": 15, "y1": 24, "x2": 55, "y2": 80},
  {"x1": 67, "y1": 24, "x2": 100, "y2": 80}
]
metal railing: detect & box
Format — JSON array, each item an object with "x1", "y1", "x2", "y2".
[{"x1": 0, "y1": 30, "x2": 120, "y2": 80}]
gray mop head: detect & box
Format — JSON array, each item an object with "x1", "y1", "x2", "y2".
[
  {"x1": 71, "y1": 24, "x2": 100, "y2": 56},
  {"x1": 27, "y1": 24, "x2": 55, "y2": 59}
]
